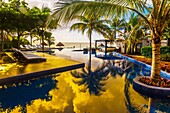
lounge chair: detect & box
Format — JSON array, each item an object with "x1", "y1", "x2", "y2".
[{"x1": 12, "y1": 48, "x2": 46, "y2": 63}]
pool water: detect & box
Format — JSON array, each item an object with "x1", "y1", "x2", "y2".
[{"x1": 0, "y1": 49, "x2": 170, "y2": 113}]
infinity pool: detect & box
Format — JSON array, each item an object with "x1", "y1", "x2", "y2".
[{"x1": 0, "y1": 49, "x2": 170, "y2": 113}]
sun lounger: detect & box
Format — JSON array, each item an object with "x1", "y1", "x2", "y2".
[{"x1": 12, "y1": 48, "x2": 46, "y2": 63}]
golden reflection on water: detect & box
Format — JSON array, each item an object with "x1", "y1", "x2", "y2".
[{"x1": 1, "y1": 71, "x2": 149, "y2": 113}]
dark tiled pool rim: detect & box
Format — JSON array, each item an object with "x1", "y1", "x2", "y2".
[
  {"x1": 113, "y1": 52, "x2": 170, "y2": 79},
  {"x1": 0, "y1": 63, "x2": 85, "y2": 86}
]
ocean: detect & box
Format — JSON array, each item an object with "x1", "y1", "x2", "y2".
[{"x1": 61, "y1": 42, "x2": 95, "y2": 49}]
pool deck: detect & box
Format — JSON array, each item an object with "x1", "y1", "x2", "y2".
[{"x1": 0, "y1": 52, "x2": 85, "y2": 85}]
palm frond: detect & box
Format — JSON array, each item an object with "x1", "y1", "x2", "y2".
[
  {"x1": 160, "y1": 3, "x2": 170, "y2": 32},
  {"x1": 70, "y1": 22, "x2": 88, "y2": 34},
  {"x1": 52, "y1": 0, "x2": 146, "y2": 23},
  {"x1": 158, "y1": 0, "x2": 168, "y2": 23}
]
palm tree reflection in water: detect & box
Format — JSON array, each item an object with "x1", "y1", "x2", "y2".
[
  {"x1": 71, "y1": 52, "x2": 110, "y2": 96},
  {"x1": 71, "y1": 53, "x2": 139, "y2": 96},
  {"x1": 108, "y1": 59, "x2": 147, "y2": 112},
  {"x1": 110, "y1": 60, "x2": 170, "y2": 113},
  {"x1": 107, "y1": 60, "x2": 132, "y2": 78},
  {"x1": 71, "y1": 63, "x2": 110, "y2": 95},
  {"x1": 147, "y1": 98, "x2": 170, "y2": 113},
  {"x1": 71, "y1": 53, "x2": 170, "y2": 112}
]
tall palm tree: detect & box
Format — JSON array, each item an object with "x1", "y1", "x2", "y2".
[
  {"x1": 44, "y1": 31, "x2": 55, "y2": 48},
  {"x1": 70, "y1": 15, "x2": 111, "y2": 50},
  {"x1": 163, "y1": 21, "x2": 170, "y2": 46},
  {"x1": 125, "y1": 13, "x2": 146, "y2": 54},
  {"x1": 70, "y1": 15, "x2": 111, "y2": 70},
  {"x1": 51, "y1": 0, "x2": 170, "y2": 81},
  {"x1": 33, "y1": 35, "x2": 42, "y2": 44},
  {"x1": 101, "y1": 17, "x2": 126, "y2": 47},
  {"x1": 109, "y1": 17, "x2": 126, "y2": 41}
]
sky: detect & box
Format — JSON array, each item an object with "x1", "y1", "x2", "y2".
[
  {"x1": 25, "y1": 0, "x2": 152, "y2": 43},
  {"x1": 25, "y1": 0, "x2": 104, "y2": 43}
]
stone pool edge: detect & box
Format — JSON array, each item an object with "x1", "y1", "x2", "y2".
[
  {"x1": 0, "y1": 63, "x2": 85, "y2": 86},
  {"x1": 112, "y1": 52, "x2": 170, "y2": 79}
]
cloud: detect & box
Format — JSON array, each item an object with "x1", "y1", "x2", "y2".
[
  {"x1": 146, "y1": 0, "x2": 152, "y2": 6},
  {"x1": 25, "y1": 0, "x2": 58, "y2": 9}
]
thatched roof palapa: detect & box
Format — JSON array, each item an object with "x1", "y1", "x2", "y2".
[
  {"x1": 56, "y1": 42, "x2": 64, "y2": 46},
  {"x1": 99, "y1": 43, "x2": 104, "y2": 47}
]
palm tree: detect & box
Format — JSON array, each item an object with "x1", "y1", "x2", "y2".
[
  {"x1": 70, "y1": 15, "x2": 111, "y2": 70},
  {"x1": 109, "y1": 17, "x2": 126, "y2": 42},
  {"x1": 70, "y1": 15, "x2": 111, "y2": 50},
  {"x1": 51, "y1": 0, "x2": 170, "y2": 81},
  {"x1": 125, "y1": 13, "x2": 146, "y2": 54},
  {"x1": 163, "y1": 21, "x2": 170, "y2": 46},
  {"x1": 44, "y1": 31, "x2": 55, "y2": 48},
  {"x1": 0, "y1": 30, "x2": 12, "y2": 51},
  {"x1": 33, "y1": 35, "x2": 42, "y2": 44},
  {"x1": 28, "y1": 29, "x2": 38, "y2": 46}
]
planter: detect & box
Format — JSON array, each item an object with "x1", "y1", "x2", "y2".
[{"x1": 133, "y1": 77, "x2": 170, "y2": 98}]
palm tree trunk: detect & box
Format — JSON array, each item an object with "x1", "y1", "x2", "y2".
[
  {"x1": 131, "y1": 43, "x2": 135, "y2": 54},
  {"x1": 114, "y1": 28, "x2": 116, "y2": 39},
  {"x1": 151, "y1": 35, "x2": 161, "y2": 80},
  {"x1": 17, "y1": 32, "x2": 21, "y2": 49},
  {"x1": 0, "y1": 30, "x2": 3, "y2": 51},
  {"x1": 40, "y1": 38, "x2": 42, "y2": 45},
  {"x1": 127, "y1": 43, "x2": 131, "y2": 54},
  {"x1": 168, "y1": 38, "x2": 170, "y2": 46},
  {"x1": 134, "y1": 43, "x2": 137, "y2": 53},
  {"x1": 88, "y1": 31, "x2": 92, "y2": 73},
  {"x1": 30, "y1": 35, "x2": 33, "y2": 46},
  {"x1": 42, "y1": 29, "x2": 44, "y2": 52}
]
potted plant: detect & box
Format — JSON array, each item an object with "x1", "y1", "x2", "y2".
[{"x1": 133, "y1": 76, "x2": 170, "y2": 98}]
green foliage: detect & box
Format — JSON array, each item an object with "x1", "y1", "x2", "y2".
[
  {"x1": 70, "y1": 15, "x2": 112, "y2": 40},
  {"x1": 141, "y1": 46, "x2": 152, "y2": 58},
  {"x1": 141, "y1": 46, "x2": 170, "y2": 61},
  {"x1": 44, "y1": 31, "x2": 55, "y2": 47},
  {"x1": 10, "y1": 36, "x2": 29, "y2": 48},
  {"x1": 161, "y1": 54, "x2": 170, "y2": 61},
  {"x1": 125, "y1": 12, "x2": 147, "y2": 54},
  {"x1": 51, "y1": 0, "x2": 169, "y2": 79},
  {"x1": 0, "y1": 0, "x2": 54, "y2": 49},
  {"x1": 160, "y1": 46, "x2": 170, "y2": 54}
]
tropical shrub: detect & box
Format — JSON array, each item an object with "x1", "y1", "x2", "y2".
[
  {"x1": 141, "y1": 46, "x2": 170, "y2": 59},
  {"x1": 160, "y1": 46, "x2": 170, "y2": 54},
  {"x1": 10, "y1": 37, "x2": 30, "y2": 48},
  {"x1": 141, "y1": 46, "x2": 152, "y2": 58},
  {"x1": 161, "y1": 54, "x2": 170, "y2": 61}
]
